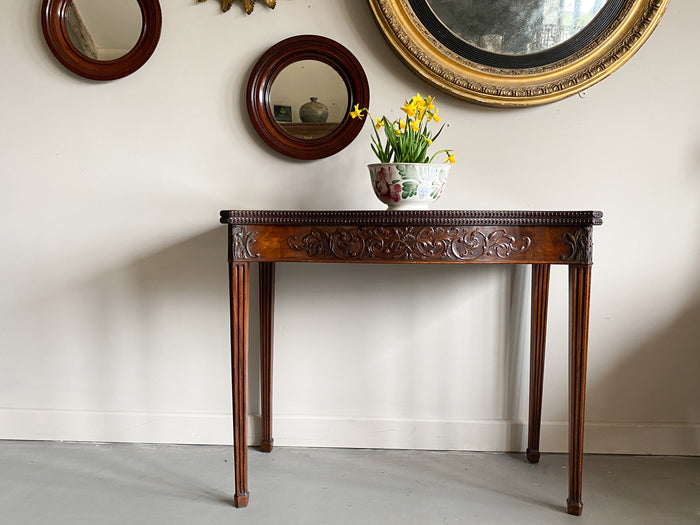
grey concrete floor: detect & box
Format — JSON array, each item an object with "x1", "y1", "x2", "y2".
[{"x1": 1, "y1": 441, "x2": 698, "y2": 524}]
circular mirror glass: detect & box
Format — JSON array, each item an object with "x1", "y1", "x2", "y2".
[
  {"x1": 269, "y1": 60, "x2": 349, "y2": 141},
  {"x1": 65, "y1": 0, "x2": 143, "y2": 60},
  {"x1": 426, "y1": 0, "x2": 609, "y2": 55}
]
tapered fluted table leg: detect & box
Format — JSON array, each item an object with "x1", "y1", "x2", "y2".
[
  {"x1": 527, "y1": 263, "x2": 550, "y2": 464},
  {"x1": 567, "y1": 264, "x2": 591, "y2": 516},
  {"x1": 229, "y1": 261, "x2": 249, "y2": 508},
  {"x1": 259, "y1": 262, "x2": 275, "y2": 453}
]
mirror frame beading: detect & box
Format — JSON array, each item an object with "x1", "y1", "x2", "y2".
[
  {"x1": 369, "y1": 0, "x2": 668, "y2": 107},
  {"x1": 247, "y1": 35, "x2": 370, "y2": 160},
  {"x1": 41, "y1": 0, "x2": 162, "y2": 81}
]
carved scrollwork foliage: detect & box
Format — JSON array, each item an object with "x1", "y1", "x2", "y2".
[
  {"x1": 288, "y1": 226, "x2": 531, "y2": 261},
  {"x1": 561, "y1": 228, "x2": 593, "y2": 263},
  {"x1": 230, "y1": 225, "x2": 260, "y2": 260}
]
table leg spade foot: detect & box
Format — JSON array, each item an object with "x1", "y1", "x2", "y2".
[
  {"x1": 260, "y1": 439, "x2": 274, "y2": 453},
  {"x1": 234, "y1": 492, "x2": 249, "y2": 508},
  {"x1": 525, "y1": 448, "x2": 541, "y2": 464},
  {"x1": 567, "y1": 498, "x2": 583, "y2": 516}
]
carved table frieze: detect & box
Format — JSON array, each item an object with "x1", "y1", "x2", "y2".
[{"x1": 287, "y1": 226, "x2": 532, "y2": 261}]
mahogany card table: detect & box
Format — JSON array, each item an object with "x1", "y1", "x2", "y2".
[{"x1": 219, "y1": 210, "x2": 603, "y2": 515}]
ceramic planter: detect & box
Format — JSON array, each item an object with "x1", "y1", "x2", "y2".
[{"x1": 368, "y1": 162, "x2": 450, "y2": 210}]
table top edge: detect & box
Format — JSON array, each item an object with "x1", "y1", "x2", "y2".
[{"x1": 219, "y1": 210, "x2": 604, "y2": 226}]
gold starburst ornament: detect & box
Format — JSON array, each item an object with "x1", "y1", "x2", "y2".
[{"x1": 199, "y1": 0, "x2": 277, "y2": 15}]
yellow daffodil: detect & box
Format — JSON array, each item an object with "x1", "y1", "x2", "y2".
[
  {"x1": 401, "y1": 101, "x2": 417, "y2": 117},
  {"x1": 349, "y1": 94, "x2": 454, "y2": 165},
  {"x1": 413, "y1": 95, "x2": 426, "y2": 114}
]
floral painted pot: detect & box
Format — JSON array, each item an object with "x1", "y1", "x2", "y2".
[{"x1": 368, "y1": 163, "x2": 450, "y2": 210}]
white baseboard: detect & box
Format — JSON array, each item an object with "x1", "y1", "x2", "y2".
[
  {"x1": 0, "y1": 407, "x2": 242, "y2": 445},
  {"x1": 270, "y1": 416, "x2": 700, "y2": 456},
  {"x1": 1, "y1": 408, "x2": 698, "y2": 455}
]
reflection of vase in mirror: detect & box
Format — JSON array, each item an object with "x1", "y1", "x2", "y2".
[
  {"x1": 65, "y1": 0, "x2": 143, "y2": 60},
  {"x1": 426, "y1": 0, "x2": 607, "y2": 55},
  {"x1": 269, "y1": 60, "x2": 348, "y2": 140},
  {"x1": 299, "y1": 97, "x2": 329, "y2": 123}
]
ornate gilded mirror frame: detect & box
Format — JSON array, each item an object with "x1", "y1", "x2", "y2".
[{"x1": 369, "y1": 0, "x2": 668, "y2": 107}]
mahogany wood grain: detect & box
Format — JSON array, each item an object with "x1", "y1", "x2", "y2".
[
  {"x1": 527, "y1": 263, "x2": 550, "y2": 464},
  {"x1": 259, "y1": 262, "x2": 275, "y2": 453},
  {"x1": 567, "y1": 264, "x2": 592, "y2": 516},
  {"x1": 228, "y1": 261, "x2": 249, "y2": 508},
  {"x1": 221, "y1": 210, "x2": 602, "y2": 515}
]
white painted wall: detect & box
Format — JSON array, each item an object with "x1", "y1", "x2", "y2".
[{"x1": 1, "y1": 0, "x2": 698, "y2": 455}]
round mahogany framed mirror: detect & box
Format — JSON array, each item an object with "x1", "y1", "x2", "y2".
[
  {"x1": 247, "y1": 35, "x2": 370, "y2": 160},
  {"x1": 41, "y1": 0, "x2": 162, "y2": 81}
]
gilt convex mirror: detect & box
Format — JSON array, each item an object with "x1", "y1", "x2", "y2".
[
  {"x1": 42, "y1": 0, "x2": 162, "y2": 81},
  {"x1": 369, "y1": 0, "x2": 668, "y2": 107},
  {"x1": 247, "y1": 35, "x2": 370, "y2": 160}
]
